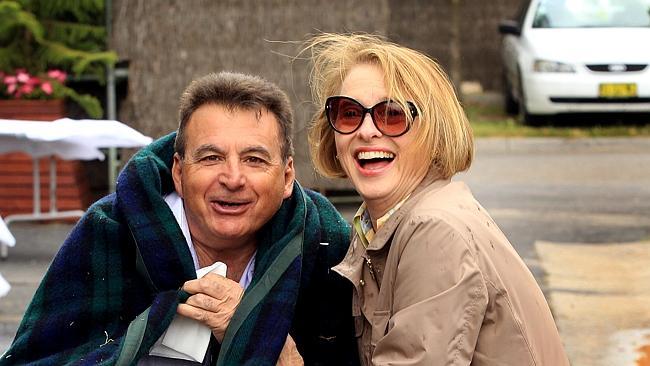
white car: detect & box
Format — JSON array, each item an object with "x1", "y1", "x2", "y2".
[{"x1": 499, "y1": 0, "x2": 650, "y2": 124}]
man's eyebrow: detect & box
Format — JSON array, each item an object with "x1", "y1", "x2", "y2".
[
  {"x1": 242, "y1": 146, "x2": 272, "y2": 160},
  {"x1": 191, "y1": 144, "x2": 224, "y2": 160}
]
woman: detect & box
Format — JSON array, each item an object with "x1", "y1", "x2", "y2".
[{"x1": 305, "y1": 33, "x2": 569, "y2": 365}]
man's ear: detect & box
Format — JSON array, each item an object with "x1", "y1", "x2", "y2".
[
  {"x1": 283, "y1": 157, "x2": 295, "y2": 199},
  {"x1": 172, "y1": 153, "x2": 184, "y2": 198}
]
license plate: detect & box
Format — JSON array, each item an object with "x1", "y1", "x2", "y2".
[{"x1": 599, "y1": 83, "x2": 637, "y2": 98}]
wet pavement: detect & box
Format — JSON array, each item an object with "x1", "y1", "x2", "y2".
[
  {"x1": 536, "y1": 240, "x2": 650, "y2": 366},
  {"x1": 0, "y1": 221, "x2": 72, "y2": 352}
]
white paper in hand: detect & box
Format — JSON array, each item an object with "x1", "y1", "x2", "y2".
[{"x1": 148, "y1": 262, "x2": 227, "y2": 362}]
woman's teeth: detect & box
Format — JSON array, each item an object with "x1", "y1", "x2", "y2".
[{"x1": 357, "y1": 151, "x2": 394, "y2": 160}]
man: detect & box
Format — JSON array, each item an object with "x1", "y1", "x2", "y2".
[{"x1": 0, "y1": 72, "x2": 358, "y2": 365}]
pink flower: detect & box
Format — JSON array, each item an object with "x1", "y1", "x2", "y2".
[
  {"x1": 18, "y1": 84, "x2": 34, "y2": 95},
  {"x1": 16, "y1": 70, "x2": 30, "y2": 83},
  {"x1": 2, "y1": 69, "x2": 69, "y2": 99},
  {"x1": 47, "y1": 69, "x2": 66, "y2": 83},
  {"x1": 26, "y1": 76, "x2": 40, "y2": 86},
  {"x1": 41, "y1": 81, "x2": 53, "y2": 95}
]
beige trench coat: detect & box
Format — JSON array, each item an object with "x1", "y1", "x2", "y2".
[{"x1": 333, "y1": 172, "x2": 570, "y2": 365}]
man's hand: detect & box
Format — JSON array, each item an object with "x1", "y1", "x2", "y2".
[{"x1": 177, "y1": 273, "x2": 244, "y2": 342}]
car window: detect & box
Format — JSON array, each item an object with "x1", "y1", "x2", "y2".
[{"x1": 532, "y1": 0, "x2": 650, "y2": 28}]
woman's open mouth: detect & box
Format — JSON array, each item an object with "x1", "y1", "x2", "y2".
[{"x1": 356, "y1": 150, "x2": 395, "y2": 170}]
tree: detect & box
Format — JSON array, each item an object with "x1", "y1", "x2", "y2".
[{"x1": 0, "y1": 0, "x2": 117, "y2": 117}]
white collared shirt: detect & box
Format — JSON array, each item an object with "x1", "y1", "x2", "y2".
[{"x1": 163, "y1": 192, "x2": 255, "y2": 289}]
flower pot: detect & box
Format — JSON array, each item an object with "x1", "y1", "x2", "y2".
[{"x1": 0, "y1": 99, "x2": 90, "y2": 218}]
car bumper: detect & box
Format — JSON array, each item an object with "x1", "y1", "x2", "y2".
[{"x1": 522, "y1": 70, "x2": 650, "y2": 115}]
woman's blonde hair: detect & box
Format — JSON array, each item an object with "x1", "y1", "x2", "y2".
[{"x1": 304, "y1": 33, "x2": 473, "y2": 179}]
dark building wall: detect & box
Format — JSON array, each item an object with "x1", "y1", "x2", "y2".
[
  {"x1": 459, "y1": 0, "x2": 522, "y2": 91},
  {"x1": 111, "y1": 0, "x2": 521, "y2": 189},
  {"x1": 388, "y1": 0, "x2": 456, "y2": 81},
  {"x1": 388, "y1": 0, "x2": 522, "y2": 91}
]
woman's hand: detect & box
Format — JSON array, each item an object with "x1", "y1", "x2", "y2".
[{"x1": 177, "y1": 272, "x2": 244, "y2": 342}]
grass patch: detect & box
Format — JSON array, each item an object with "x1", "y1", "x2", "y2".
[{"x1": 465, "y1": 104, "x2": 650, "y2": 137}]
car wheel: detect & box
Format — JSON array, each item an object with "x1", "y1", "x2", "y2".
[
  {"x1": 503, "y1": 73, "x2": 519, "y2": 115},
  {"x1": 517, "y1": 70, "x2": 545, "y2": 126}
]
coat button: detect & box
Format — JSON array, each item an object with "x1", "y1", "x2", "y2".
[{"x1": 359, "y1": 279, "x2": 365, "y2": 286}]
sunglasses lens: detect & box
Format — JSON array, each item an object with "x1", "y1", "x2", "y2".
[
  {"x1": 327, "y1": 97, "x2": 413, "y2": 136},
  {"x1": 373, "y1": 101, "x2": 408, "y2": 136},
  {"x1": 327, "y1": 97, "x2": 363, "y2": 133}
]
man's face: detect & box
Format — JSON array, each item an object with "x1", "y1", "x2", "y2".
[{"x1": 172, "y1": 104, "x2": 294, "y2": 251}]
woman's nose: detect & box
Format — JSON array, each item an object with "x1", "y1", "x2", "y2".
[{"x1": 356, "y1": 112, "x2": 382, "y2": 141}]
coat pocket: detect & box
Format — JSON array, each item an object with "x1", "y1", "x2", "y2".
[{"x1": 370, "y1": 309, "x2": 390, "y2": 347}]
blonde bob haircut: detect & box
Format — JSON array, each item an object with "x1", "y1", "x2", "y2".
[{"x1": 305, "y1": 33, "x2": 473, "y2": 180}]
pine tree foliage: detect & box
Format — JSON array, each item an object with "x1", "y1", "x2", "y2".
[
  {"x1": 0, "y1": 0, "x2": 116, "y2": 77},
  {"x1": 0, "y1": 0, "x2": 117, "y2": 117}
]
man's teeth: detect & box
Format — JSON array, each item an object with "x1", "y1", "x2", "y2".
[
  {"x1": 357, "y1": 151, "x2": 395, "y2": 160},
  {"x1": 219, "y1": 201, "x2": 243, "y2": 206}
]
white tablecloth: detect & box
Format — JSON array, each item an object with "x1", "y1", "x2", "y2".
[
  {"x1": 0, "y1": 118, "x2": 153, "y2": 160},
  {"x1": 0, "y1": 118, "x2": 153, "y2": 258}
]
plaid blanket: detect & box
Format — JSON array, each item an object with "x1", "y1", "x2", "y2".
[{"x1": 1, "y1": 133, "x2": 357, "y2": 366}]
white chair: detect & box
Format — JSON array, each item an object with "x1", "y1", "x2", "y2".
[
  {"x1": 0, "y1": 272, "x2": 9, "y2": 298},
  {"x1": 1, "y1": 214, "x2": 15, "y2": 297},
  {"x1": 0, "y1": 217, "x2": 15, "y2": 246}
]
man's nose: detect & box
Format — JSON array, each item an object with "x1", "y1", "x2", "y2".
[{"x1": 218, "y1": 160, "x2": 245, "y2": 190}]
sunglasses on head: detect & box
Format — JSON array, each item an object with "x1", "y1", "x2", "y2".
[{"x1": 325, "y1": 96, "x2": 418, "y2": 137}]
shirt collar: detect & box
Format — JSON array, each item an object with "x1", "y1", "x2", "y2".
[
  {"x1": 352, "y1": 196, "x2": 410, "y2": 248},
  {"x1": 164, "y1": 192, "x2": 255, "y2": 289}
]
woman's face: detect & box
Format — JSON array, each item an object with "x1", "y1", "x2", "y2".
[{"x1": 334, "y1": 63, "x2": 427, "y2": 219}]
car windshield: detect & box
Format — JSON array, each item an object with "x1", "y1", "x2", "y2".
[{"x1": 532, "y1": 0, "x2": 650, "y2": 28}]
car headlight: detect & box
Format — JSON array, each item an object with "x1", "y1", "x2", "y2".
[{"x1": 533, "y1": 59, "x2": 576, "y2": 73}]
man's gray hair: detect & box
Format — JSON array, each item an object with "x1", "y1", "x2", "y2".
[{"x1": 175, "y1": 71, "x2": 294, "y2": 161}]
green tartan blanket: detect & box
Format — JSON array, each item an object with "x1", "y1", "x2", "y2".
[{"x1": 0, "y1": 133, "x2": 358, "y2": 366}]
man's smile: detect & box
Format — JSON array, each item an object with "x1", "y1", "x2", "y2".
[{"x1": 210, "y1": 198, "x2": 253, "y2": 214}]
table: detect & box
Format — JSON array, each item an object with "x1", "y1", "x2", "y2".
[{"x1": 0, "y1": 118, "x2": 153, "y2": 259}]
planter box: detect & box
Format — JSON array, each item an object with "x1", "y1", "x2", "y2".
[
  {"x1": 0, "y1": 99, "x2": 66, "y2": 121},
  {"x1": 0, "y1": 100, "x2": 90, "y2": 218}
]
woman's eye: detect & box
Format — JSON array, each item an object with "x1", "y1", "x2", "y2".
[
  {"x1": 342, "y1": 108, "x2": 361, "y2": 118},
  {"x1": 387, "y1": 108, "x2": 404, "y2": 116}
]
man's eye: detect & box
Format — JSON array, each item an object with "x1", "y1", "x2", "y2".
[
  {"x1": 245, "y1": 156, "x2": 266, "y2": 164},
  {"x1": 200, "y1": 155, "x2": 221, "y2": 162}
]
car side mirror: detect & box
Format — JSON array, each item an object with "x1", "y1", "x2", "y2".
[{"x1": 498, "y1": 20, "x2": 521, "y2": 36}]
